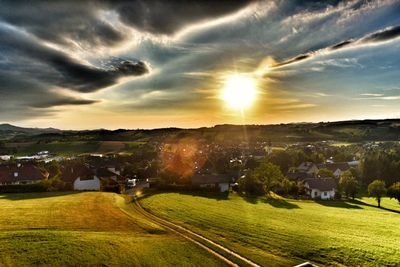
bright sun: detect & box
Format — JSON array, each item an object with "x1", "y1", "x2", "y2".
[{"x1": 222, "y1": 74, "x2": 257, "y2": 109}]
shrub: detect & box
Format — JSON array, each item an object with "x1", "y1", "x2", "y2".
[{"x1": 0, "y1": 183, "x2": 48, "y2": 193}]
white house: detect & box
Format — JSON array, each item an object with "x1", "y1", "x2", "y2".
[
  {"x1": 0, "y1": 155, "x2": 12, "y2": 161},
  {"x1": 62, "y1": 164, "x2": 100, "y2": 191},
  {"x1": 191, "y1": 173, "x2": 231, "y2": 192},
  {"x1": 304, "y1": 178, "x2": 337, "y2": 200},
  {"x1": 73, "y1": 176, "x2": 101, "y2": 191},
  {"x1": 317, "y1": 162, "x2": 350, "y2": 178}
]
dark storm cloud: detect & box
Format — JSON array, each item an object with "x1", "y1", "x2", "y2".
[
  {"x1": 0, "y1": 68, "x2": 99, "y2": 109},
  {"x1": 0, "y1": 0, "x2": 252, "y2": 47},
  {"x1": 0, "y1": 22, "x2": 149, "y2": 118},
  {"x1": 360, "y1": 25, "x2": 400, "y2": 43},
  {"x1": 272, "y1": 25, "x2": 400, "y2": 68},
  {"x1": 31, "y1": 98, "x2": 99, "y2": 108},
  {"x1": 330, "y1": 40, "x2": 353, "y2": 50},
  {"x1": 0, "y1": 24, "x2": 149, "y2": 93},
  {"x1": 109, "y1": 0, "x2": 252, "y2": 35},
  {"x1": 0, "y1": 1, "x2": 125, "y2": 49}
]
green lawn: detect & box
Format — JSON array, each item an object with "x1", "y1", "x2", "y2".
[
  {"x1": 0, "y1": 192, "x2": 224, "y2": 266},
  {"x1": 140, "y1": 192, "x2": 400, "y2": 266},
  {"x1": 358, "y1": 196, "x2": 400, "y2": 212}
]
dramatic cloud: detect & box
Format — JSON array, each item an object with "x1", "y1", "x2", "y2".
[
  {"x1": 110, "y1": 0, "x2": 252, "y2": 35},
  {"x1": 270, "y1": 25, "x2": 400, "y2": 69},
  {"x1": 1, "y1": 0, "x2": 400, "y2": 127},
  {"x1": 0, "y1": 1, "x2": 126, "y2": 50},
  {"x1": 0, "y1": 24, "x2": 149, "y2": 92},
  {"x1": 0, "y1": 21, "x2": 148, "y2": 118}
]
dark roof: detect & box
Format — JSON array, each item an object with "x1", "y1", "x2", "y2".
[
  {"x1": 317, "y1": 162, "x2": 350, "y2": 172},
  {"x1": 96, "y1": 167, "x2": 118, "y2": 178},
  {"x1": 0, "y1": 163, "x2": 48, "y2": 183},
  {"x1": 304, "y1": 178, "x2": 337, "y2": 191},
  {"x1": 286, "y1": 172, "x2": 312, "y2": 181},
  {"x1": 61, "y1": 164, "x2": 94, "y2": 183},
  {"x1": 297, "y1": 162, "x2": 317, "y2": 172},
  {"x1": 191, "y1": 174, "x2": 232, "y2": 185}
]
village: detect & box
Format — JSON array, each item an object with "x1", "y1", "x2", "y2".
[{"x1": 0, "y1": 139, "x2": 398, "y2": 204}]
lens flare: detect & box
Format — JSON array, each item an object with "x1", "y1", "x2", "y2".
[{"x1": 222, "y1": 74, "x2": 257, "y2": 109}]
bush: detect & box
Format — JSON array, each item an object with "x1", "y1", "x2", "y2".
[
  {"x1": 387, "y1": 182, "x2": 400, "y2": 204},
  {"x1": 0, "y1": 183, "x2": 48, "y2": 193}
]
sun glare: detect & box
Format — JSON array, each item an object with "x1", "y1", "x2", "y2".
[{"x1": 222, "y1": 74, "x2": 257, "y2": 109}]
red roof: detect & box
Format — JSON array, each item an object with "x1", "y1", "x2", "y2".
[
  {"x1": 61, "y1": 164, "x2": 95, "y2": 183},
  {"x1": 0, "y1": 163, "x2": 48, "y2": 183}
]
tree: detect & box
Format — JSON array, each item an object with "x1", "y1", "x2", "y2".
[
  {"x1": 339, "y1": 171, "x2": 358, "y2": 199},
  {"x1": 237, "y1": 173, "x2": 264, "y2": 195},
  {"x1": 368, "y1": 180, "x2": 387, "y2": 207},
  {"x1": 239, "y1": 162, "x2": 284, "y2": 196},
  {"x1": 318, "y1": 168, "x2": 334, "y2": 178},
  {"x1": 387, "y1": 182, "x2": 400, "y2": 204}
]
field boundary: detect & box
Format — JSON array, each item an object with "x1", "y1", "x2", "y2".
[{"x1": 131, "y1": 196, "x2": 261, "y2": 267}]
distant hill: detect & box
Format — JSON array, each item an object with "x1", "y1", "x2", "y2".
[
  {"x1": 2, "y1": 119, "x2": 400, "y2": 143},
  {"x1": 0, "y1": 123, "x2": 61, "y2": 140},
  {"x1": 0, "y1": 123, "x2": 60, "y2": 133}
]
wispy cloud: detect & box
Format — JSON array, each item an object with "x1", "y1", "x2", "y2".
[
  {"x1": 269, "y1": 25, "x2": 400, "y2": 69},
  {"x1": 360, "y1": 93, "x2": 384, "y2": 97}
]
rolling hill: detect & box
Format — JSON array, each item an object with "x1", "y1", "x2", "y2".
[{"x1": 0, "y1": 192, "x2": 223, "y2": 266}]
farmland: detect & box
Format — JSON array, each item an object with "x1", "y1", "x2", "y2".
[
  {"x1": 3, "y1": 141, "x2": 146, "y2": 156},
  {"x1": 140, "y1": 192, "x2": 400, "y2": 266},
  {"x1": 0, "y1": 192, "x2": 224, "y2": 266}
]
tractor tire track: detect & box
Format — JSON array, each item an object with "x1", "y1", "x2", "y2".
[{"x1": 132, "y1": 196, "x2": 261, "y2": 267}]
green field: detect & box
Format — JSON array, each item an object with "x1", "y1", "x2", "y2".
[
  {"x1": 140, "y1": 192, "x2": 400, "y2": 266},
  {"x1": 358, "y1": 197, "x2": 400, "y2": 212},
  {"x1": 0, "y1": 192, "x2": 223, "y2": 266},
  {"x1": 6, "y1": 141, "x2": 146, "y2": 156}
]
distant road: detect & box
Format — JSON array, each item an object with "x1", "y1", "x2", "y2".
[{"x1": 129, "y1": 189, "x2": 260, "y2": 267}]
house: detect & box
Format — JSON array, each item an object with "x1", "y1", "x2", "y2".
[
  {"x1": 286, "y1": 171, "x2": 312, "y2": 181},
  {"x1": 304, "y1": 178, "x2": 337, "y2": 200},
  {"x1": 191, "y1": 173, "x2": 232, "y2": 192},
  {"x1": 317, "y1": 162, "x2": 350, "y2": 177},
  {"x1": 0, "y1": 163, "x2": 48, "y2": 185},
  {"x1": 96, "y1": 167, "x2": 120, "y2": 181},
  {"x1": 0, "y1": 155, "x2": 12, "y2": 161},
  {"x1": 61, "y1": 164, "x2": 100, "y2": 191},
  {"x1": 297, "y1": 162, "x2": 319, "y2": 175}
]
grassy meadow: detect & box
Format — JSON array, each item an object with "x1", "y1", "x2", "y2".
[
  {"x1": 0, "y1": 192, "x2": 224, "y2": 266},
  {"x1": 140, "y1": 192, "x2": 400, "y2": 266},
  {"x1": 358, "y1": 196, "x2": 400, "y2": 212}
]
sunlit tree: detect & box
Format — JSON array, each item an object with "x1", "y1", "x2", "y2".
[
  {"x1": 368, "y1": 180, "x2": 387, "y2": 207},
  {"x1": 387, "y1": 182, "x2": 400, "y2": 204}
]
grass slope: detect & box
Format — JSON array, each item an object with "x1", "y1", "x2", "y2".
[
  {"x1": 0, "y1": 192, "x2": 224, "y2": 267},
  {"x1": 140, "y1": 192, "x2": 400, "y2": 267}
]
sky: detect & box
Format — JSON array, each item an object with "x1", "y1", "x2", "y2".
[{"x1": 1, "y1": 0, "x2": 400, "y2": 130}]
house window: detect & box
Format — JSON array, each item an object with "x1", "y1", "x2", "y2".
[
  {"x1": 324, "y1": 192, "x2": 327, "y2": 196},
  {"x1": 314, "y1": 191, "x2": 318, "y2": 197}
]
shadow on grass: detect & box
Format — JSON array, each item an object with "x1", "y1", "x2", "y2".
[
  {"x1": 314, "y1": 200, "x2": 363, "y2": 209},
  {"x1": 133, "y1": 189, "x2": 230, "y2": 202},
  {"x1": 0, "y1": 191, "x2": 81, "y2": 201},
  {"x1": 176, "y1": 190, "x2": 230, "y2": 201},
  {"x1": 350, "y1": 199, "x2": 400, "y2": 214},
  {"x1": 241, "y1": 195, "x2": 300, "y2": 209},
  {"x1": 262, "y1": 198, "x2": 300, "y2": 209}
]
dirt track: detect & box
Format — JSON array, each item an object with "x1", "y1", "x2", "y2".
[{"x1": 132, "y1": 195, "x2": 261, "y2": 267}]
